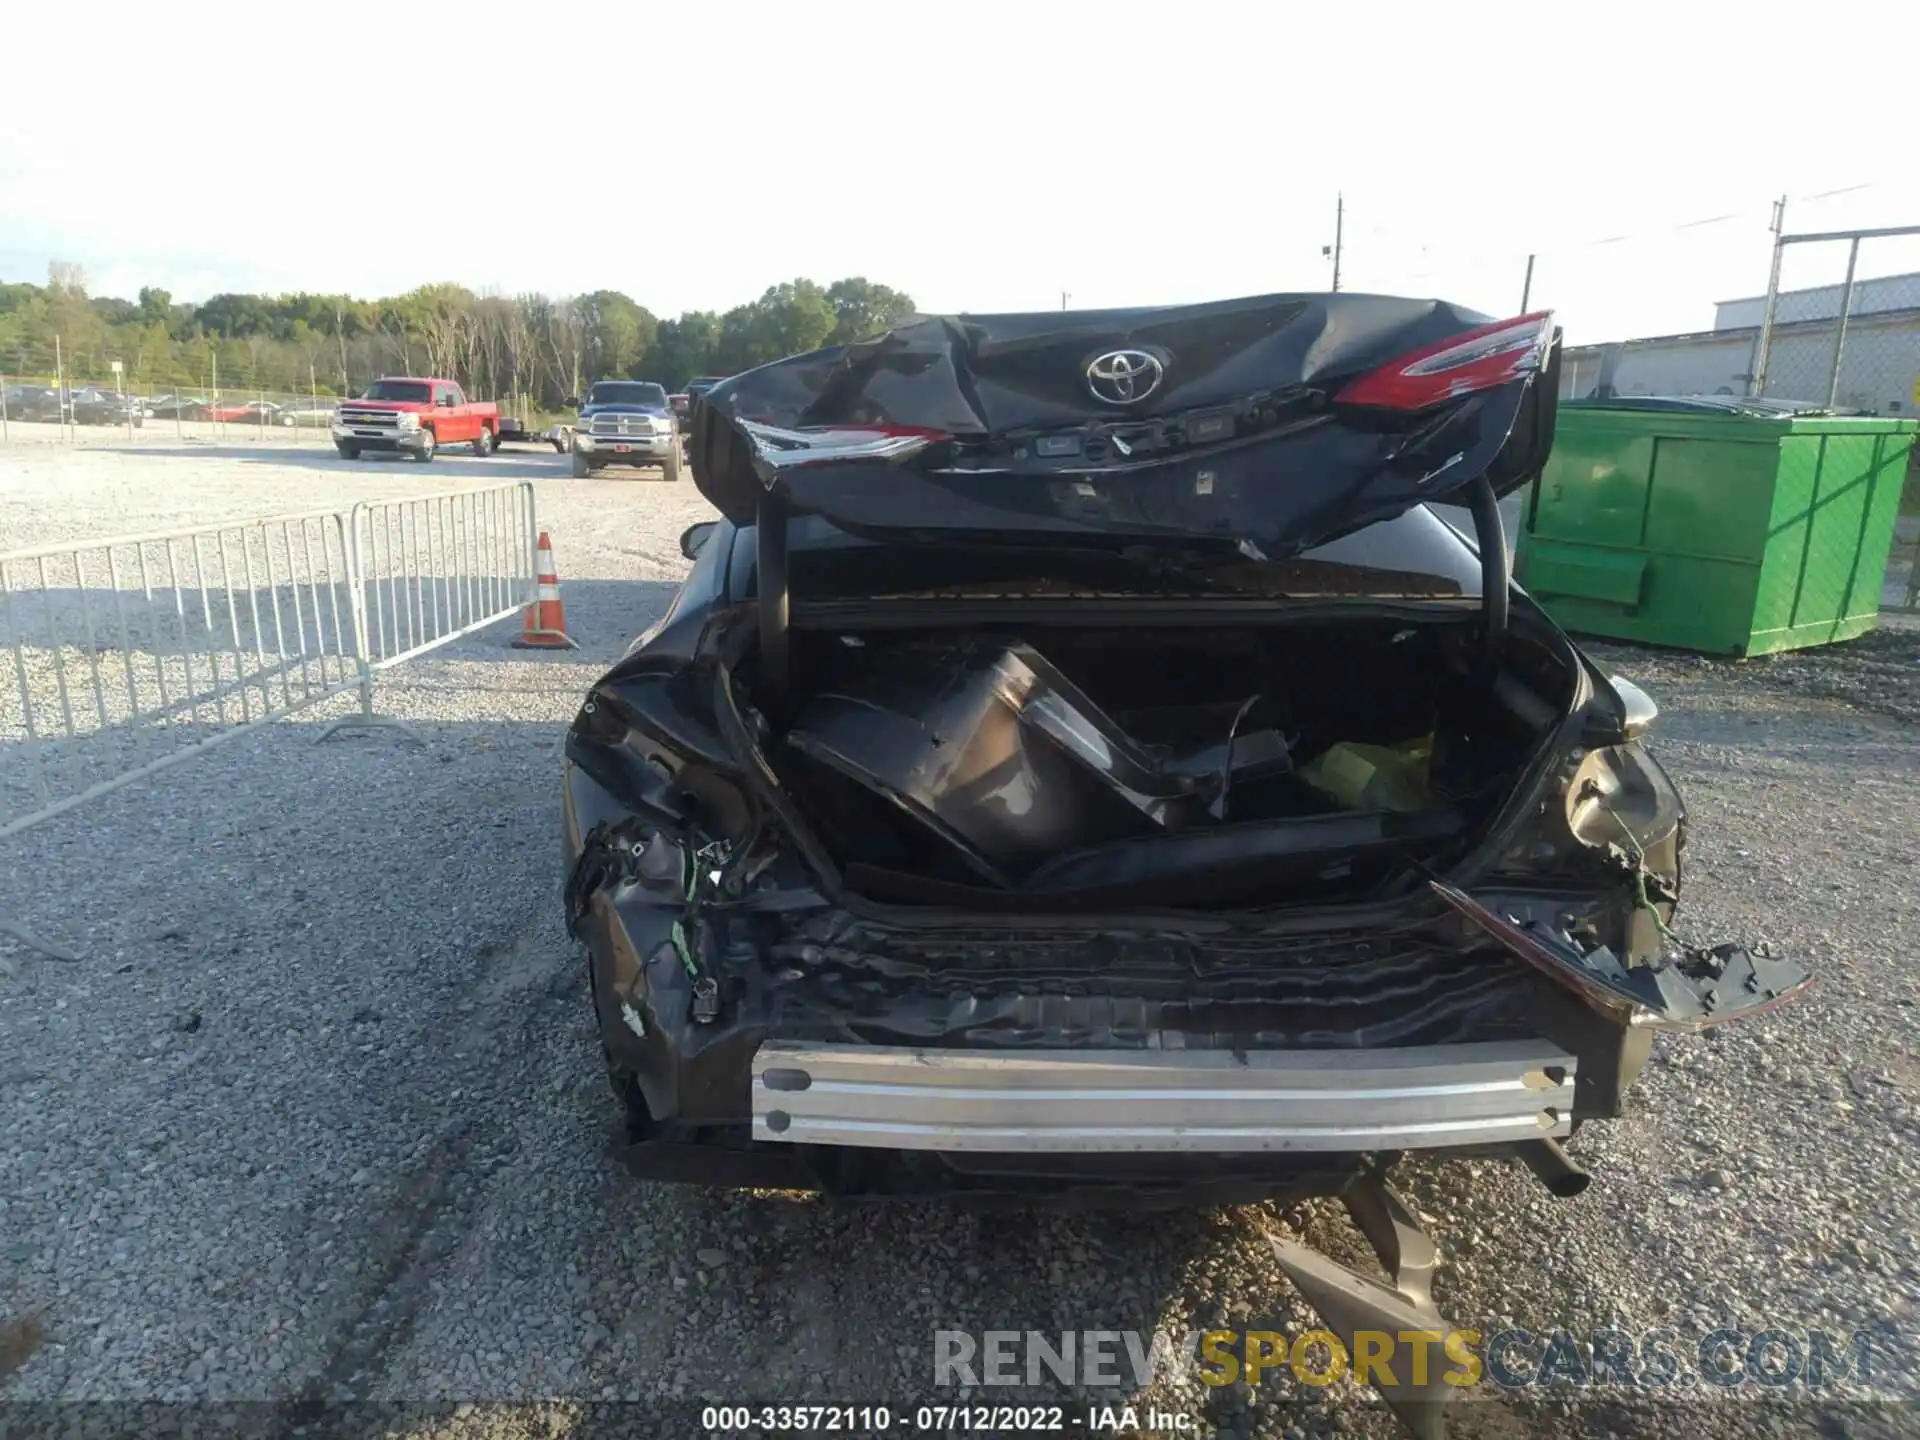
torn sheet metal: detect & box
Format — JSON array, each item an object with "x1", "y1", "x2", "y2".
[
  {"x1": 688, "y1": 293, "x2": 1559, "y2": 555},
  {"x1": 1430, "y1": 879, "x2": 1812, "y2": 1030},
  {"x1": 785, "y1": 638, "x2": 1289, "y2": 886},
  {"x1": 1265, "y1": 1180, "x2": 1466, "y2": 1440}
]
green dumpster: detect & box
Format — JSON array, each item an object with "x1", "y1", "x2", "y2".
[{"x1": 1515, "y1": 399, "x2": 1918, "y2": 656}]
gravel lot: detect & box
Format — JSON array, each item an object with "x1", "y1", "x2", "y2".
[{"x1": 2, "y1": 442, "x2": 1917, "y2": 1438}]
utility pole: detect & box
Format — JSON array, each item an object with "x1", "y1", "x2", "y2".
[
  {"x1": 1061, "y1": 291, "x2": 1070, "y2": 311},
  {"x1": 336, "y1": 298, "x2": 350, "y2": 394},
  {"x1": 1751, "y1": 194, "x2": 1788, "y2": 397},
  {"x1": 1827, "y1": 235, "x2": 1861, "y2": 408},
  {"x1": 1520, "y1": 254, "x2": 1536, "y2": 312},
  {"x1": 1327, "y1": 193, "x2": 1344, "y2": 292}
]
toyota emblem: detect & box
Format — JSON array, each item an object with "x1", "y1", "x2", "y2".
[{"x1": 1085, "y1": 349, "x2": 1164, "y2": 405}]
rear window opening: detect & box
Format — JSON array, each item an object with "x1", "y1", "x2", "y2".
[{"x1": 754, "y1": 614, "x2": 1574, "y2": 912}]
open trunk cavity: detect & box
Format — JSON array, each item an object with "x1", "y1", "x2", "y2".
[{"x1": 763, "y1": 616, "x2": 1573, "y2": 910}]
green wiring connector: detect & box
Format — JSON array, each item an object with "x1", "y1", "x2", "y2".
[
  {"x1": 669, "y1": 919, "x2": 697, "y2": 978},
  {"x1": 1602, "y1": 809, "x2": 1680, "y2": 949},
  {"x1": 1631, "y1": 864, "x2": 1680, "y2": 947},
  {"x1": 670, "y1": 844, "x2": 700, "y2": 977}
]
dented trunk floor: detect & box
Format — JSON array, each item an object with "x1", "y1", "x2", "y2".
[
  {"x1": 2, "y1": 449, "x2": 1916, "y2": 1439},
  {"x1": 773, "y1": 620, "x2": 1556, "y2": 905}
]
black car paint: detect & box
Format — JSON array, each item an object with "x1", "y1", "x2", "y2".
[
  {"x1": 566, "y1": 737, "x2": 1659, "y2": 1160},
  {"x1": 567, "y1": 647, "x2": 1800, "y2": 1215},
  {"x1": 5, "y1": 387, "x2": 142, "y2": 425},
  {"x1": 3, "y1": 387, "x2": 62, "y2": 422},
  {"x1": 565, "y1": 295, "x2": 1804, "y2": 1208},
  {"x1": 569, "y1": 518, "x2": 1661, "y2": 1128},
  {"x1": 688, "y1": 293, "x2": 1557, "y2": 556}
]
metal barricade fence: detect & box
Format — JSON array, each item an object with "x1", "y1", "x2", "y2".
[
  {"x1": 1, "y1": 510, "x2": 359, "y2": 838},
  {"x1": 349, "y1": 483, "x2": 537, "y2": 680},
  {"x1": 1, "y1": 482, "x2": 540, "y2": 840}
]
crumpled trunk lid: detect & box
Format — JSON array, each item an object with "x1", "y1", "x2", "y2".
[{"x1": 689, "y1": 292, "x2": 1560, "y2": 557}]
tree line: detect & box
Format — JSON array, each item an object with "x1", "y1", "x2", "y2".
[{"x1": 0, "y1": 265, "x2": 917, "y2": 409}]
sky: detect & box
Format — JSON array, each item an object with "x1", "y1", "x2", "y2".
[{"x1": 4, "y1": 0, "x2": 1918, "y2": 345}]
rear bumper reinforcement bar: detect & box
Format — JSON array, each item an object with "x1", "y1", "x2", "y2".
[{"x1": 750, "y1": 1040, "x2": 1576, "y2": 1153}]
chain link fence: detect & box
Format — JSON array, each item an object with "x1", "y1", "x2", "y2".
[
  {"x1": 1753, "y1": 226, "x2": 1920, "y2": 414},
  {"x1": 1549, "y1": 225, "x2": 1920, "y2": 417},
  {"x1": 1542, "y1": 222, "x2": 1920, "y2": 616},
  {"x1": 1, "y1": 354, "x2": 342, "y2": 448},
  {"x1": 0, "y1": 341, "x2": 547, "y2": 449}
]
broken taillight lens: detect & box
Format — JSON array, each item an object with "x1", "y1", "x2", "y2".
[
  {"x1": 738, "y1": 419, "x2": 950, "y2": 471},
  {"x1": 1335, "y1": 311, "x2": 1554, "y2": 411}
]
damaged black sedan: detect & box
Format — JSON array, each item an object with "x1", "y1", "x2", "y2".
[{"x1": 561, "y1": 294, "x2": 1809, "y2": 1430}]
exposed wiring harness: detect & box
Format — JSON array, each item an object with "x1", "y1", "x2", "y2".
[{"x1": 1598, "y1": 807, "x2": 1680, "y2": 949}]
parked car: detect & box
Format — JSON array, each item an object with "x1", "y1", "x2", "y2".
[
  {"x1": 682, "y1": 374, "x2": 727, "y2": 424},
  {"x1": 561, "y1": 293, "x2": 1810, "y2": 1428},
  {"x1": 564, "y1": 380, "x2": 680, "y2": 480},
  {"x1": 69, "y1": 389, "x2": 144, "y2": 426},
  {"x1": 275, "y1": 397, "x2": 338, "y2": 427},
  {"x1": 330, "y1": 377, "x2": 499, "y2": 461},
  {"x1": 228, "y1": 400, "x2": 284, "y2": 426},
  {"x1": 200, "y1": 399, "x2": 256, "y2": 423},
  {"x1": 146, "y1": 394, "x2": 209, "y2": 420},
  {"x1": 3, "y1": 385, "x2": 62, "y2": 422}
]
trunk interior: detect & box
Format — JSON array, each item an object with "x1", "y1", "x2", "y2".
[{"x1": 762, "y1": 615, "x2": 1576, "y2": 912}]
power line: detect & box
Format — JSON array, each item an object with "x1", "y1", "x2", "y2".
[{"x1": 1339, "y1": 179, "x2": 1899, "y2": 283}]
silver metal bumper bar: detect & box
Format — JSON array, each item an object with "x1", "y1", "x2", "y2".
[{"x1": 750, "y1": 1040, "x2": 1576, "y2": 1153}]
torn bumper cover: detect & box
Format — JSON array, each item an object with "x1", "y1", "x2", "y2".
[{"x1": 1430, "y1": 879, "x2": 1813, "y2": 1029}]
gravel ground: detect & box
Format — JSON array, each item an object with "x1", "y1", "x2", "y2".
[{"x1": 2, "y1": 444, "x2": 1917, "y2": 1439}]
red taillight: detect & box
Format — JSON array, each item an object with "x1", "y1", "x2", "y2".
[
  {"x1": 737, "y1": 419, "x2": 950, "y2": 471},
  {"x1": 1335, "y1": 311, "x2": 1554, "y2": 411}
]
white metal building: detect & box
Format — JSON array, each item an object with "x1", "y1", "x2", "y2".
[{"x1": 1559, "y1": 272, "x2": 1920, "y2": 414}]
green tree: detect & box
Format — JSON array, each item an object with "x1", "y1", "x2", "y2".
[
  {"x1": 650, "y1": 312, "x2": 721, "y2": 389},
  {"x1": 574, "y1": 290, "x2": 658, "y2": 382},
  {"x1": 196, "y1": 292, "x2": 275, "y2": 338},
  {"x1": 742, "y1": 279, "x2": 837, "y2": 365},
  {"x1": 91, "y1": 296, "x2": 140, "y2": 327},
  {"x1": 137, "y1": 287, "x2": 175, "y2": 334},
  {"x1": 0, "y1": 270, "x2": 913, "y2": 399},
  {"x1": 825, "y1": 277, "x2": 916, "y2": 345}
]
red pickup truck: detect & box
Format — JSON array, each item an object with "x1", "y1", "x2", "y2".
[{"x1": 331, "y1": 377, "x2": 499, "y2": 462}]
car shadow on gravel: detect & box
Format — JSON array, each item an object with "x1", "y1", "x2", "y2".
[
  {"x1": 550, "y1": 1156, "x2": 1493, "y2": 1439},
  {"x1": 582, "y1": 1174, "x2": 1262, "y2": 1411}
]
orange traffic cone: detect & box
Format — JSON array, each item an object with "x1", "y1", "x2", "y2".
[{"x1": 512, "y1": 531, "x2": 579, "y2": 649}]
